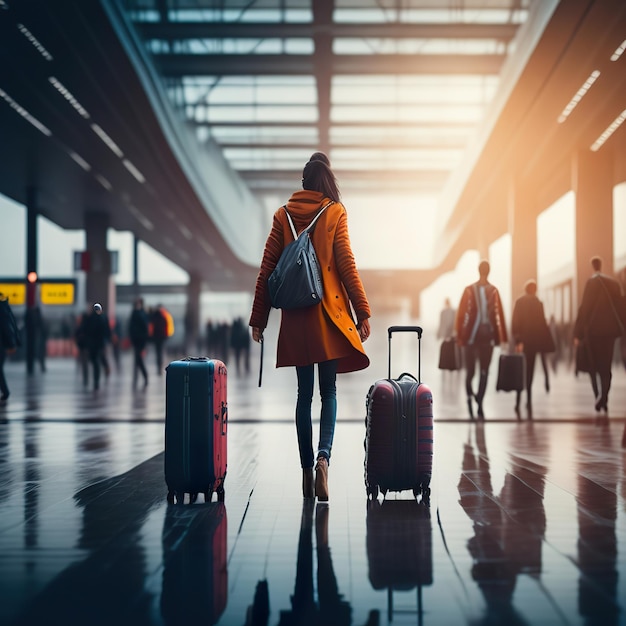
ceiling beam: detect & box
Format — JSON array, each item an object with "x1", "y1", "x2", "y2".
[
  {"x1": 153, "y1": 53, "x2": 505, "y2": 76},
  {"x1": 239, "y1": 168, "x2": 450, "y2": 184},
  {"x1": 137, "y1": 22, "x2": 519, "y2": 41},
  {"x1": 217, "y1": 141, "x2": 467, "y2": 150}
]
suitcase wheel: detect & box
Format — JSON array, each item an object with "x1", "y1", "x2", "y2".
[
  {"x1": 203, "y1": 490, "x2": 211, "y2": 503},
  {"x1": 217, "y1": 485, "x2": 225, "y2": 503},
  {"x1": 189, "y1": 492, "x2": 198, "y2": 504},
  {"x1": 167, "y1": 491, "x2": 175, "y2": 504}
]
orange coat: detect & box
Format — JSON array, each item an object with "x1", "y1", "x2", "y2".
[{"x1": 249, "y1": 190, "x2": 370, "y2": 373}]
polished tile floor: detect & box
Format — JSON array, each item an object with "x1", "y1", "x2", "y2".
[{"x1": 0, "y1": 313, "x2": 625, "y2": 626}]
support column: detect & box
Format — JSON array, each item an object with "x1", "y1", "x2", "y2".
[
  {"x1": 25, "y1": 187, "x2": 38, "y2": 375},
  {"x1": 185, "y1": 272, "x2": 202, "y2": 354},
  {"x1": 572, "y1": 149, "x2": 614, "y2": 307},
  {"x1": 509, "y1": 181, "x2": 537, "y2": 307},
  {"x1": 132, "y1": 235, "x2": 140, "y2": 298},
  {"x1": 84, "y1": 212, "x2": 114, "y2": 319}
]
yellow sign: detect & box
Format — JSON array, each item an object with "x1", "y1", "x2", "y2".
[
  {"x1": 0, "y1": 283, "x2": 26, "y2": 305},
  {"x1": 40, "y1": 282, "x2": 75, "y2": 305}
]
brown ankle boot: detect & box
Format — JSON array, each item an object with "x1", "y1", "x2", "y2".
[
  {"x1": 315, "y1": 457, "x2": 329, "y2": 501},
  {"x1": 302, "y1": 468, "x2": 314, "y2": 498}
]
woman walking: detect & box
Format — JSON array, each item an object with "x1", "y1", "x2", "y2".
[{"x1": 249, "y1": 153, "x2": 371, "y2": 501}]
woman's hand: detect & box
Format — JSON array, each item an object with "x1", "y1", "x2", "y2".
[
  {"x1": 358, "y1": 318, "x2": 371, "y2": 342},
  {"x1": 252, "y1": 327, "x2": 263, "y2": 343}
]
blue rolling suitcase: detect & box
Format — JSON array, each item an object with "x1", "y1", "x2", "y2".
[{"x1": 165, "y1": 357, "x2": 228, "y2": 504}]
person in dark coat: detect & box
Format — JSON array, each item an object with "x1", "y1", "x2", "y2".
[
  {"x1": 151, "y1": 305, "x2": 169, "y2": 375},
  {"x1": 511, "y1": 279, "x2": 555, "y2": 416},
  {"x1": 83, "y1": 303, "x2": 111, "y2": 391},
  {"x1": 573, "y1": 256, "x2": 624, "y2": 414},
  {"x1": 0, "y1": 292, "x2": 20, "y2": 402},
  {"x1": 128, "y1": 297, "x2": 149, "y2": 388}
]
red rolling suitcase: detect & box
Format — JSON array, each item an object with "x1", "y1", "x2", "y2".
[
  {"x1": 165, "y1": 357, "x2": 228, "y2": 504},
  {"x1": 364, "y1": 326, "x2": 434, "y2": 503}
]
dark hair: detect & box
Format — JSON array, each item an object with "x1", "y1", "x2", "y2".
[
  {"x1": 524, "y1": 279, "x2": 537, "y2": 295},
  {"x1": 308, "y1": 152, "x2": 330, "y2": 166},
  {"x1": 478, "y1": 260, "x2": 490, "y2": 278},
  {"x1": 302, "y1": 158, "x2": 340, "y2": 202},
  {"x1": 591, "y1": 256, "x2": 602, "y2": 271}
]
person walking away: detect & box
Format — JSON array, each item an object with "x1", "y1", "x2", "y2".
[
  {"x1": 511, "y1": 279, "x2": 555, "y2": 416},
  {"x1": 151, "y1": 305, "x2": 169, "y2": 375},
  {"x1": 455, "y1": 260, "x2": 508, "y2": 419},
  {"x1": 230, "y1": 317, "x2": 251, "y2": 375},
  {"x1": 83, "y1": 303, "x2": 111, "y2": 391},
  {"x1": 249, "y1": 152, "x2": 371, "y2": 501},
  {"x1": 437, "y1": 297, "x2": 456, "y2": 341},
  {"x1": 0, "y1": 292, "x2": 21, "y2": 402},
  {"x1": 573, "y1": 256, "x2": 625, "y2": 414},
  {"x1": 74, "y1": 310, "x2": 90, "y2": 386},
  {"x1": 129, "y1": 297, "x2": 149, "y2": 388}
]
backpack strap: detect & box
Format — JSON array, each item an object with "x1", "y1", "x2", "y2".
[{"x1": 283, "y1": 200, "x2": 334, "y2": 240}]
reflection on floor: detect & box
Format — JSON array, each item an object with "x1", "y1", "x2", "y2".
[{"x1": 0, "y1": 316, "x2": 625, "y2": 625}]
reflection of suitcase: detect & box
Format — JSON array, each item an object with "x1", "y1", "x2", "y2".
[
  {"x1": 161, "y1": 502, "x2": 228, "y2": 625},
  {"x1": 367, "y1": 499, "x2": 433, "y2": 622},
  {"x1": 438, "y1": 338, "x2": 460, "y2": 370},
  {"x1": 496, "y1": 353, "x2": 526, "y2": 392},
  {"x1": 165, "y1": 357, "x2": 228, "y2": 503},
  {"x1": 365, "y1": 326, "x2": 434, "y2": 503}
]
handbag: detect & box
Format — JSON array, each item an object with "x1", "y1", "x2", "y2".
[
  {"x1": 268, "y1": 201, "x2": 332, "y2": 310},
  {"x1": 438, "y1": 338, "x2": 460, "y2": 370}
]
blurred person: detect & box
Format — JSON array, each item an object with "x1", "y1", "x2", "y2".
[
  {"x1": 455, "y1": 260, "x2": 508, "y2": 420},
  {"x1": 573, "y1": 256, "x2": 624, "y2": 414},
  {"x1": 436, "y1": 297, "x2": 456, "y2": 340},
  {"x1": 0, "y1": 292, "x2": 21, "y2": 402},
  {"x1": 83, "y1": 303, "x2": 111, "y2": 391},
  {"x1": 249, "y1": 152, "x2": 371, "y2": 501},
  {"x1": 74, "y1": 309, "x2": 90, "y2": 386},
  {"x1": 128, "y1": 297, "x2": 149, "y2": 388},
  {"x1": 110, "y1": 316, "x2": 122, "y2": 372},
  {"x1": 511, "y1": 279, "x2": 555, "y2": 416},
  {"x1": 151, "y1": 304, "x2": 169, "y2": 375},
  {"x1": 230, "y1": 317, "x2": 250, "y2": 375}
]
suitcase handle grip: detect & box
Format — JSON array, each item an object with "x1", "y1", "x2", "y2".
[
  {"x1": 388, "y1": 326, "x2": 422, "y2": 382},
  {"x1": 388, "y1": 325, "x2": 423, "y2": 338}
]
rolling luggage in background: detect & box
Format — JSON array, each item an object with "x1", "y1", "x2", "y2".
[
  {"x1": 367, "y1": 498, "x2": 432, "y2": 623},
  {"x1": 438, "y1": 337, "x2": 460, "y2": 370},
  {"x1": 495, "y1": 353, "x2": 526, "y2": 392},
  {"x1": 165, "y1": 357, "x2": 228, "y2": 504},
  {"x1": 364, "y1": 326, "x2": 434, "y2": 503}
]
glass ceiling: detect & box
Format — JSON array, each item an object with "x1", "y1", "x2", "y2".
[{"x1": 124, "y1": 0, "x2": 530, "y2": 210}]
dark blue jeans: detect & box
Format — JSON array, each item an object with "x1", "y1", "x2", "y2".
[{"x1": 295, "y1": 360, "x2": 338, "y2": 469}]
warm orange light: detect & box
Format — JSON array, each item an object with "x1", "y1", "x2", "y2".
[{"x1": 27, "y1": 271, "x2": 38, "y2": 283}]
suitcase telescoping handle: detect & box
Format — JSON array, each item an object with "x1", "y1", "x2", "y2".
[{"x1": 387, "y1": 325, "x2": 423, "y2": 382}]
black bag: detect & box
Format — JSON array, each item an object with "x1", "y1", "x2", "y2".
[
  {"x1": 438, "y1": 338, "x2": 460, "y2": 370},
  {"x1": 496, "y1": 353, "x2": 526, "y2": 392},
  {"x1": 0, "y1": 298, "x2": 21, "y2": 349},
  {"x1": 268, "y1": 202, "x2": 332, "y2": 310}
]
